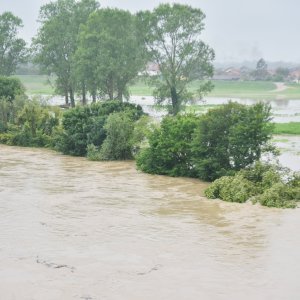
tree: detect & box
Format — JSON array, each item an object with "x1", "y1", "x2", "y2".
[
  {"x1": 137, "y1": 3, "x2": 215, "y2": 115},
  {"x1": 32, "y1": 0, "x2": 99, "y2": 107},
  {"x1": 0, "y1": 76, "x2": 25, "y2": 101},
  {"x1": 75, "y1": 8, "x2": 146, "y2": 102},
  {"x1": 0, "y1": 12, "x2": 27, "y2": 76},
  {"x1": 99, "y1": 112, "x2": 135, "y2": 160},
  {"x1": 0, "y1": 77, "x2": 26, "y2": 131},
  {"x1": 136, "y1": 114, "x2": 199, "y2": 177},
  {"x1": 192, "y1": 102, "x2": 274, "y2": 181},
  {"x1": 56, "y1": 100, "x2": 144, "y2": 156},
  {"x1": 253, "y1": 58, "x2": 269, "y2": 80}
]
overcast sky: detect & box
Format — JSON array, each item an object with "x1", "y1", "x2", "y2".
[{"x1": 1, "y1": 0, "x2": 300, "y2": 63}]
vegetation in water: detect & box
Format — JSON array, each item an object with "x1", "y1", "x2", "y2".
[
  {"x1": 136, "y1": 114, "x2": 200, "y2": 177},
  {"x1": 273, "y1": 122, "x2": 300, "y2": 135},
  {"x1": 1, "y1": 1, "x2": 299, "y2": 210},
  {"x1": 205, "y1": 162, "x2": 300, "y2": 208},
  {"x1": 137, "y1": 102, "x2": 275, "y2": 181},
  {"x1": 54, "y1": 101, "x2": 144, "y2": 156}
]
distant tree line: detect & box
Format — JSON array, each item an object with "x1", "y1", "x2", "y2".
[{"x1": 1, "y1": 1, "x2": 215, "y2": 115}]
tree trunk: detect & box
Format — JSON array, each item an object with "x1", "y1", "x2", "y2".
[
  {"x1": 82, "y1": 83, "x2": 87, "y2": 105},
  {"x1": 64, "y1": 90, "x2": 69, "y2": 106},
  {"x1": 92, "y1": 91, "x2": 96, "y2": 103},
  {"x1": 117, "y1": 89, "x2": 123, "y2": 102},
  {"x1": 170, "y1": 86, "x2": 179, "y2": 115},
  {"x1": 108, "y1": 76, "x2": 114, "y2": 100},
  {"x1": 70, "y1": 88, "x2": 75, "y2": 107}
]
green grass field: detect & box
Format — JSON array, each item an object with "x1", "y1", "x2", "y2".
[
  {"x1": 273, "y1": 122, "x2": 300, "y2": 135},
  {"x1": 15, "y1": 75, "x2": 300, "y2": 100},
  {"x1": 15, "y1": 75, "x2": 55, "y2": 95}
]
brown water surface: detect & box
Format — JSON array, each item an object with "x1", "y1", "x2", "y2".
[{"x1": 1, "y1": 145, "x2": 300, "y2": 300}]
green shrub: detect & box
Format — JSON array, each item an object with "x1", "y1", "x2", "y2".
[
  {"x1": 205, "y1": 162, "x2": 300, "y2": 208},
  {"x1": 98, "y1": 112, "x2": 134, "y2": 160},
  {"x1": 0, "y1": 132, "x2": 14, "y2": 144},
  {"x1": 56, "y1": 101, "x2": 144, "y2": 156},
  {"x1": 0, "y1": 99, "x2": 61, "y2": 148},
  {"x1": 192, "y1": 102, "x2": 274, "y2": 181},
  {"x1": 0, "y1": 77, "x2": 25, "y2": 101},
  {"x1": 136, "y1": 114, "x2": 200, "y2": 177},
  {"x1": 205, "y1": 175, "x2": 256, "y2": 203},
  {"x1": 86, "y1": 144, "x2": 102, "y2": 161},
  {"x1": 253, "y1": 183, "x2": 297, "y2": 209}
]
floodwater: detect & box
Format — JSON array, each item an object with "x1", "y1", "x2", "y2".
[
  {"x1": 1, "y1": 145, "x2": 300, "y2": 300},
  {"x1": 273, "y1": 135, "x2": 300, "y2": 171},
  {"x1": 130, "y1": 96, "x2": 300, "y2": 123},
  {"x1": 44, "y1": 95, "x2": 300, "y2": 123}
]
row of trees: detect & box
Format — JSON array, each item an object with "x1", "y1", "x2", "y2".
[
  {"x1": 1, "y1": 76, "x2": 299, "y2": 208},
  {"x1": 136, "y1": 102, "x2": 275, "y2": 181},
  {"x1": 1, "y1": 1, "x2": 214, "y2": 115},
  {"x1": 0, "y1": 77, "x2": 145, "y2": 154}
]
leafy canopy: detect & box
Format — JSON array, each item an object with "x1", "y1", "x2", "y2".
[
  {"x1": 137, "y1": 3, "x2": 215, "y2": 115},
  {"x1": 192, "y1": 102, "x2": 274, "y2": 181},
  {"x1": 32, "y1": 0, "x2": 99, "y2": 106},
  {"x1": 0, "y1": 12, "x2": 27, "y2": 76},
  {"x1": 75, "y1": 8, "x2": 146, "y2": 101}
]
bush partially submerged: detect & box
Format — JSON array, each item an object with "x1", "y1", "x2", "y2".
[
  {"x1": 205, "y1": 175, "x2": 257, "y2": 203},
  {"x1": 205, "y1": 162, "x2": 300, "y2": 208}
]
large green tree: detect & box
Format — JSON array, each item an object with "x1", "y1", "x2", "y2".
[
  {"x1": 137, "y1": 3, "x2": 215, "y2": 115},
  {"x1": 136, "y1": 114, "x2": 200, "y2": 177},
  {"x1": 75, "y1": 8, "x2": 146, "y2": 102},
  {"x1": 192, "y1": 102, "x2": 274, "y2": 181},
  {"x1": 0, "y1": 12, "x2": 27, "y2": 76},
  {"x1": 32, "y1": 0, "x2": 99, "y2": 107}
]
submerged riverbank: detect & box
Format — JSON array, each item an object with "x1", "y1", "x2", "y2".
[{"x1": 1, "y1": 145, "x2": 300, "y2": 299}]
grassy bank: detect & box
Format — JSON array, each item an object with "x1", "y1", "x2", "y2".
[
  {"x1": 273, "y1": 122, "x2": 300, "y2": 135},
  {"x1": 15, "y1": 75, "x2": 300, "y2": 100}
]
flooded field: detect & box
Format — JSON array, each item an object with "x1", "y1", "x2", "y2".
[
  {"x1": 1, "y1": 145, "x2": 300, "y2": 300},
  {"x1": 44, "y1": 95, "x2": 300, "y2": 123},
  {"x1": 130, "y1": 96, "x2": 300, "y2": 123}
]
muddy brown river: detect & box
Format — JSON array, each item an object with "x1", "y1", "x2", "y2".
[{"x1": 1, "y1": 145, "x2": 300, "y2": 300}]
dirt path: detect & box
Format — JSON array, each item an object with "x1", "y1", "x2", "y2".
[{"x1": 272, "y1": 82, "x2": 289, "y2": 92}]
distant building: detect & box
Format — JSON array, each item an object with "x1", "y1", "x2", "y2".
[
  {"x1": 139, "y1": 62, "x2": 160, "y2": 76},
  {"x1": 213, "y1": 67, "x2": 241, "y2": 80},
  {"x1": 289, "y1": 68, "x2": 300, "y2": 83}
]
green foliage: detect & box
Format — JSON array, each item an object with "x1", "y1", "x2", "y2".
[
  {"x1": 131, "y1": 115, "x2": 155, "y2": 155},
  {"x1": 86, "y1": 143, "x2": 102, "y2": 161},
  {"x1": 0, "y1": 12, "x2": 27, "y2": 76},
  {"x1": 137, "y1": 3, "x2": 214, "y2": 115},
  {"x1": 33, "y1": 0, "x2": 99, "y2": 105},
  {"x1": 98, "y1": 112, "x2": 135, "y2": 160},
  {"x1": 253, "y1": 183, "x2": 297, "y2": 209},
  {"x1": 136, "y1": 114, "x2": 199, "y2": 177},
  {"x1": 56, "y1": 100, "x2": 144, "y2": 156},
  {"x1": 0, "y1": 77, "x2": 25, "y2": 101},
  {"x1": 205, "y1": 161, "x2": 300, "y2": 208},
  {"x1": 192, "y1": 102, "x2": 274, "y2": 181},
  {"x1": 0, "y1": 100, "x2": 61, "y2": 147},
  {"x1": 0, "y1": 77, "x2": 26, "y2": 132},
  {"x1": 75, "y1": 8, "x2": 146, "y2": 101},
  {"x1": 205, "y1": 175, "x2": 257, "y2": 203}
]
